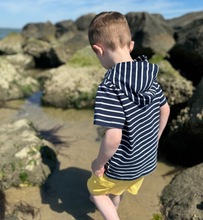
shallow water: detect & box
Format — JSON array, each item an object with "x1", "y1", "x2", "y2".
[{"x1": 2, "y1": 92, "x2": 179, "y2": 220}]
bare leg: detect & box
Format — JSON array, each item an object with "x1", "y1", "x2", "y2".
[
  {"x1": 109, "y1": 194, "x2": 123, "y2": 209},
  {"x1": 90, "y1": 193, "x2": 120, "y2": 220}
]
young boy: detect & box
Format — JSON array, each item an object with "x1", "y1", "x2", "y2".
[{"x1": 87, "y1": 12, "x2": 170, "y2": 220}]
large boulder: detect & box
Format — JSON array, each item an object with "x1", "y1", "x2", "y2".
[
  {"x1": 22, "y1": 21, "x2": 56, "y2": 42},
  {"x1": 23, "y1": 39, "x2": 64, "y2": 67},
  {"x1": 0, "y1": 33, "x2": 24, "y2": 55},
  {"x1": 75, "y1": 13, "x2": 95, "y2": 31},
  {"x1": 167, "y1": 11, "x2": 203, "y2": 30},
  {"x1": 41, "y1": 46, "x2": 104, "y2": 108},
  {"x1": 6, "y1": 53, "x2": 35, "y2": 70},
  {"x1": 55, "y1": 20, "x2": 77, "y2": 41},
  {"x1": 161, "y1": 77, "x2": 203, "y2": 166},
  {"x1": 169, "y1": 18, "x2": 203, "y2": 85},
  {"x1": 0, "y1": 119, "x2": 57, "y2": 189},
  {"x1": 156, "y1": 59, "x2": 194, "y2": 106},
  {"x1": 0, "y1": 56, "x2": 40, "y2": 100},
  {"x1": 125, "y1": 12, "x2": 175, "y2": 57},
  {"x1": 161, "y1": 163, "x2": 203, "y2": 220}
]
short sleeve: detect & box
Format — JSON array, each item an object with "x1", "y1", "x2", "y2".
[
  {"x1": 94, "y1": 85, "x2": 126, "y2": 129},
  {"x1": 157, "y1": 84, "x2": 167, "y2": 107}
]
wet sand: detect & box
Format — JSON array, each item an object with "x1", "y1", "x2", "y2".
[{"x1": 2, "y1": 92, "x2": 179, "y2": 220}]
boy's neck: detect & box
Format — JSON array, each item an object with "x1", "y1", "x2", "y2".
[{"x1": 106, "y1": 46, "x2": 134, "y2": 69}]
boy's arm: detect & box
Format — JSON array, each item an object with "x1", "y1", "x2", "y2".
[
  {"x1": 92, "y1": 128, "x2": 122, "y2": 177},
  {"x1": 158, "y1": 102, "x2": 170, "y2": 143}
]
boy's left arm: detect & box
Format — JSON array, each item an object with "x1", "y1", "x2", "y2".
[{"x1": 92, "y1": 127, "x2": 122, "y2": 177}]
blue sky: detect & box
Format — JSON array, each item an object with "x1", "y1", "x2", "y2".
[{"x1": 0, "y1": 0, "x2": 203, "y2": 28}]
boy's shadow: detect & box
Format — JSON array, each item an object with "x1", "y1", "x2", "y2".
[{"x1": 40, "y1": 161, "x2": 96, "y2": 220}]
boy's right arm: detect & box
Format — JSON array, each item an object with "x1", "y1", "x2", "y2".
[{"x1": 158, "y1": 102, "x2": 170, "y2": 143}]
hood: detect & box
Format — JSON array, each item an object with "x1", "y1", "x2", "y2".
[{"x1": 105, "y1": 55, "x2": 159, "y2": 107}]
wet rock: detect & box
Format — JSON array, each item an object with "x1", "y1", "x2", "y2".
[
  {"x1": 0, "y1": 33, "x2": 24, "y2": 55},
  {"x1": 169, "y1": 18, "x2": 203, "y2": 85},
  {"x1": 156, "y1": 59, "x2": 194, "y2": 106},
  {"x1": 41, "y1": 46, "x2": 104, "y2": 108},
  {"x1": 0, "y1": 56, "x2": 40, "y2": 100},
  {"x1": 125, "y1": 12, "x2": 175, "y2": 57},
  {"x1": 6, "y1": 53, "x2": 35, "y2": 70},
  {"x1": 161, "y1": 163, "x2": 203, "y2": 220},
  {"x1": 0, "y1": 119, "x2": 57, "y2": 189},
  {"x1": 161, "y1": 77, "x2": 203, "y2": 166}
]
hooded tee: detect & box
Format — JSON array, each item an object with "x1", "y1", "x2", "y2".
[{"x1": 94, "y1": 55, "x2": 167, "y2": 181}]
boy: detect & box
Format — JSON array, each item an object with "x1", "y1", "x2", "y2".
[{"x1": 87, "y1": 12, "x2": 170, "y2": 220}]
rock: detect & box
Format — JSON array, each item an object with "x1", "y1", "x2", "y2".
[
  {"x1": 0, "y1": 56, "x2": 40, "y2": 101},
  {"x1": 167, "y1": 11, "x2": 203, "y2": 30},
  {"x1": 161, "y1": 77, "x2": 203, "y2": 166},
  {"x1": 41, "y1": 46, "x2": 104, "y2": 108},
  {"x1": 75, "y1": 13, "x2": 95, "y2": 31},
  {"x1": 0, "y1": 33, "x2": 24, "y2": 55},
  {"x1": 23, "y1": 39, "x2": 63, "y2": 68},
  {"x1": 156, "y1": 59, "x2": 194, "y2": 106},
  {"x1": 55, "y1": 20, "x2": 77, "y2": 41},
  {"x1": 169, "y1": 18, "x2": 203, "y2": 85},
  {"x1": 6, "y1": 53, "x2": 35, "y2": 69},
  {"x1": 161, "y1": 163, "x2": 203, "y2": 220},
  {"x1": 125, "y1": 12, "x2": 175, "y2": 57},
  {"x1": 0, "y1": 119, "x2": 57, "y2": 189}
]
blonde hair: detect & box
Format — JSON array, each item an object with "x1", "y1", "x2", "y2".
[{"x1": 88, "y1": 11, "x2": 131, "y2": 51}]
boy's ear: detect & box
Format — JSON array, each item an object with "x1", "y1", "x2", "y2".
[
  {"x1": 93, "y1": 44, "x2": 104, "y2": 57},
  {"x1": 130, "y1": 41, "x2": 134, "y2": 53}
]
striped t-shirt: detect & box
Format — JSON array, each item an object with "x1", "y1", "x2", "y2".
[{"x1": 94, "y1": 56, "x2": 167, "y2": 181}]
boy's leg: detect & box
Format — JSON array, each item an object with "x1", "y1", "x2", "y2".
[
  {"x1": 109, "y1": 193, "x2": 123, "y2": 209},
  {"x1": 90, "y1": 193, "x2": 120, "y2": 220}
]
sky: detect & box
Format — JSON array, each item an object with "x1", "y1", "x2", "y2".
[{"x1": 0, "y1": 0, "x2": 203, "y2": 29}]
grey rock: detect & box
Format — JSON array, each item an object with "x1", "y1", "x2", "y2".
[
  {"x1": 0, "y1": 56, "x2": 40, "y2": 100},
  {"x1": 0, "y1": 119, "x2": 57, "y2": 189},
  {"x1": 161, "y1": 163, "x2": 203, "y2": 220},
  {"x1": 0, "y1": 33, "x2": 24, "y2": 55},
  {"x1": 75, "y1": 13, "x2": 95, "y2": 31},
  {"x1": 125, "y1": 12, "x2": 175, "y2": 57}
]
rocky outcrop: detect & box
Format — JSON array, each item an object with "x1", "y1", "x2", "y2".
[
  {"x1": 0, "y1": 119, "x2": 57, "y2": 189},
  {"x1": 41, "y1": 46, "x2": 104, "y2": 108},
  {"x1": 0, "y1": 33, "x2": 24, "y2": 55},
  {"x1": 75, "y1": 13, "x2": 95, "y2": 31},
  {"x1": 125, "y1": 12, "x2": 175, "y2": 57},
  {"x1": 156, "y1": 59, "x2": 194, "y2": 106},
  {"x1": 0, "y1": 56, "x2": 40, "y2": 100},
  {"x1": 161, "y1": 163, "x2": 203, "y2": 220},
  {"x1": 169, "y1": 17, "x2": 203, "y2": 85},
  {"x1": 160, "y1": 77, "x2": 203, "y2": 166}
]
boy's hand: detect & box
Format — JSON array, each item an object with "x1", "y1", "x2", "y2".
[{"x1": 91, "y1": 159, "x2": 105, "y2": 177}]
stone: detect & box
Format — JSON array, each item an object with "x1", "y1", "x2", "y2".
[
  {"x1": 169, "y1": 18, "x2": 203, "y2": 85},
  {"x1": 0, "y1": 33, "x2": 24, "y2": 55},
  {"x1": 0, "y1": 56, "x2": 40, "y2": 101},
  {"x1": 125, "y1": 12, "x2": 175, "y2": 57},
  {"x1": 0, "y1": 119, "x2": 57, "y2": 189},
  {"x1": 161, "y1": 163, "x2": 203, "y2": 220},
  {"x1": 160, "y1": 77, "x2": 203, "y2": 166},
  {"x1": 6, "y1": 53, "x2": 35, "y2": 70},
  {"x1": 75, "y1": 13, "x2": 95, "y2": 31},
  {"x1": 41, "y1": 46, "x2": 104, "y2": 108}
]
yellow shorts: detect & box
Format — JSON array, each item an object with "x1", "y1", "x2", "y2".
[{"x1": 87, "y1": 173, "x2": 144, "y2": 196}]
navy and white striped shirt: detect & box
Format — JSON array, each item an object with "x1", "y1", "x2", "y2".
[{"x1": 94, "y1": 56, "x2": 167, "y2": 181}]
